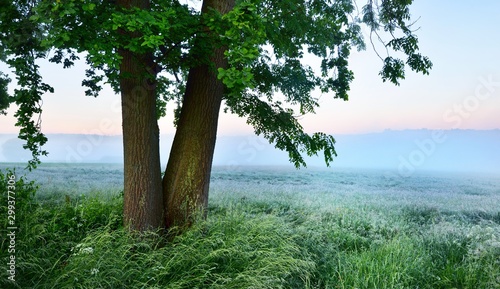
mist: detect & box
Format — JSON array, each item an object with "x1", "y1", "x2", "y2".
[{"x1": 1, "y1": 129, "x2": 499, "y2": 176}]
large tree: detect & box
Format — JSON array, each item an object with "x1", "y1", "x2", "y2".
[{"x1": 0, "y1": 0, "x2": 431, "y2": 232}]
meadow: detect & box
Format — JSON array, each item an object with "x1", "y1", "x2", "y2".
[{"x1": 1, "y1": 163, "x2": 500, "y2": 288}]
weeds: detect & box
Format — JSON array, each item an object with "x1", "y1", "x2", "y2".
[{"x1": 1, "y1": 165, "x2": 499, "y2": 288}]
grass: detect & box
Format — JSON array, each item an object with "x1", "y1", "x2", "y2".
[{"x1": 1, "y1": 164, "x2": 500, "y2": 288}]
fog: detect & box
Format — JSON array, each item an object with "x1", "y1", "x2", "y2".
[{"x1": 1, "y1": 129, "x2": 499, "y2": 176}]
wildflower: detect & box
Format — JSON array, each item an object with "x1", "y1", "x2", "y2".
[
  {"x1": 90, "y1": 268, "x2": 99, "y2": 275},
  {"x1": 81, "y1": 247, "x2": 94, "y2": 254},
  {"x1": 72, "y1": 244, "x2": 94, "y2": 256}
]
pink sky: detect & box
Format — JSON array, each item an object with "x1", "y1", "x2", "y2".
[{"x1": 1, "y1": 1, "x2": 500, "y2": 136}]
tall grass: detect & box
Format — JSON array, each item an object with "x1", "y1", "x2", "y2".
[
  {"x1": 1, "y1": 165, "x2": 499, "y2": 288},
  {"x1": 51, "y1": 208, "x2": 314, "y2": 288}
]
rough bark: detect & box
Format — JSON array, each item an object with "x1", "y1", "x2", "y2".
[
  {"x1": 162, "y1": 0, "x2": 235, "y2": 229},
  {"x1": 118, "y1": 0, "x2": 163, "y2": 231}
]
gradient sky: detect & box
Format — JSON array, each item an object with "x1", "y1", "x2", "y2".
[{"x1": 1, "y1": 0, "x2": 500, "y2": 136}]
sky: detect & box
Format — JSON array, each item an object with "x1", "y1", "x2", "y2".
[{"x1": 1, "y1": 0, "x2": 500, "y2": 136}]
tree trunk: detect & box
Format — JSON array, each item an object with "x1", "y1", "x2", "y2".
[
  {"x1": 118, "y1": 0, "x2": 163, "y2": 231},
  {"x1": 162, "y1": 0, "x2": 235, "y2": 229}
]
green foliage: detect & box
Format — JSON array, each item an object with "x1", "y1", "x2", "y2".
[
  {"x1": 0, "y1": 169, "x2": 38, "y2": 226},
  {"x1": 51, "y1": 211, "x2": 313, "y2": 288},
  {"x1": 361, "y1": 1, "x2": 433, "y2": 85},
  {"x1": 402, "y1": 205, "x2": 442, "y2": 225},
  {"x1": 0, "y1": 0, "x2": 54, "y2": 169},
  {"x1": 0, "y1": 175, "x2": 123, "y2": 288},
  {"x1": 333, "y1": 237, "x2": 433, "y2": 288},
  {"x1": 217, "y1": 0, "x2": 432, "y2": 167},
  {"x1": 1, "y1": 166, "x2": 500, "y2": 288},
  {"x1": 226, "y1": 92, "x2": 338, "y2": 167},
  {"x1": 212, "y1": 1, "x2": 267, "y2": 92},
  {"x1": 46, "y1": 193, "x2": 122, "y2": 234},
  {"x1": 0, "y1": 71, "x2": 12, "y2": 115},
  {"x1": 1, "y1": 0, "x2": 432, "y2": 169}
]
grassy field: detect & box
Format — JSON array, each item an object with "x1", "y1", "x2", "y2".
[{"x1": 1, "y1": 163, "x2": 500, "y2": 288}]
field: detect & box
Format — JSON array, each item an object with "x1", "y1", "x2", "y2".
[{"x1": 1, "y1": 163, "x2": 500, "y2": 288}]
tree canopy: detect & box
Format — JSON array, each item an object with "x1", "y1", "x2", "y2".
[{"x1": 1, "y1": 0, "x2": 431, "y2": 168}]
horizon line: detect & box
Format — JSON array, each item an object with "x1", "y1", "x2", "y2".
[{"x1": 1, "y1": 128, "x2": 500, "y2": 137}]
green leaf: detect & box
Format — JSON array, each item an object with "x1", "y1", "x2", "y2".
[{"x1": 2, "y1": 0, "x2": 432, "y2": 170}]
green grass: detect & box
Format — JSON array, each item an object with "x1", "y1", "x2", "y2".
[{"x1": 1, "y1": 164, "x2": 500, "y2": 288}]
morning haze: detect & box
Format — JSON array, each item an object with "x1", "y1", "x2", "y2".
[{"x1": 1, "y1": 129, "x2": 499, "y2": 176}]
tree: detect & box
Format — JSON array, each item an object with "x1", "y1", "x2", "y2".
[{"x1": 1, "y1": 0, "x2": 431, "y2": 232}]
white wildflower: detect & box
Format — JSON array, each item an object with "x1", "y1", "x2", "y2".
[
  {"x1": 90, "y1": 268, "x2": 99, "y2": 275},
  {"x1": 81, "y1": 247, "x2": 94, "y2": 254},
  {"x1": 72, "y1": 244, "x2": 94, "y2": 256}
]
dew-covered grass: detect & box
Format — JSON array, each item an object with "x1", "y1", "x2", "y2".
[{"x1": 1, "y1": 163, "x2": 499, "y2": 288}]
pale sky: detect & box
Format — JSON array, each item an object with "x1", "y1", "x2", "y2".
[{"x1": 1, "y1": 0, "x2": 500, "y2": 136}]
